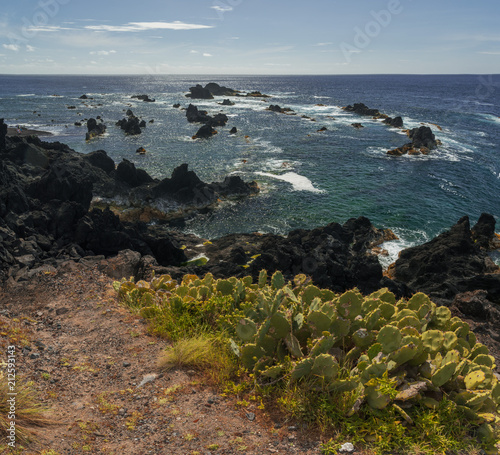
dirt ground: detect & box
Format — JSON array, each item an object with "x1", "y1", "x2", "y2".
[{"x1": 0, "y1": 262, "x2": 330, "y2": 455}]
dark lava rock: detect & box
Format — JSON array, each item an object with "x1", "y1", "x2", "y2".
[
  {"x1": 392, "y1": 216, "x2": 500, "y2": 303},
  {"x1": 383, "y1": 116, "x2": 404, "y2": 128},
  {"x1": 408, "y1": 126, "x2": 438, "y2": 149},
  {"x1": 198, "y1": 216, "x2": 397, "y2": 296},
  {"x1": 229, "y1": 127, "x2": 237, "y2": 134},
  {"x1": 185, "y1": 105, "x2": 228, "y2": 127},
  {"x1": 116, "y1": 115, "x2": 143, "y2": 135},
  {"x1": 83, "y1": 150, "x2": 115, "y2": 175},
  {"x1": 206, "y1": 113, "x2": 228, "y2": 127},
  {"x1": 85, "y1": 118, "x2": 107, "y2": 140},
  {"x1": 0, "y1": 119, "x2": 7, "y2": 150},
  {"x1": 387, "y1": 126, "x2": 439, "y2": 156},
  {"x1": 192, "y1": 124, "x2": 217, "y2": 139},
  {"x1": 210, "y1": 175, "x2": 259, "y2": 197},
  {"x1": 116, "y1": 159, "x2": 154, "y2": 188},
  {"x1": 75, "y1": 207, "x2": 135, "y2": 256},
  {"x1": 351, "y1": 123, "x2": 364, "y2": 129},
  {"x1": 173, "y1": 103, "x2": 181, "y2": 108},
  {"x1": 472, "y1": 213, "x2": 497, "y2": 249},
  {"x1": 454, "y1": 290, "x2": 491, "y2": 320},
  {"x1": 186, "y1": 104, "x2": 212, "y2": 124},
  {"x1": 132, "y1": 94, "x2": 155, "y2": 102},
  {"x1": 220, "y1": 99, "x2": 235, "y2": 106},
  {"x1": 343, "y1": 103, "x2": 381, "y2": 117},
  {"x1": 267, "y1": 105, "x2": 294, "y2": 114},
  {"x1": 185, "y1": 84, "x2": 214, "y2": 100},
  {"x1": 204, "y1": 83, "x2": 240, "y2": 97}
]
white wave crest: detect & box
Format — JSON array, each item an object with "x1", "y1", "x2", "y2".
[{"x1": 255, "y1": 171, "x2": 324, "y2": 193}]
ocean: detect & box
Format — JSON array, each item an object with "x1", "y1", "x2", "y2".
[{"x1": 1, "y1": 74, "x2": 499, "y2": 266}]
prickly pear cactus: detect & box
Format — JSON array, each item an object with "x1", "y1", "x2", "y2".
[{"x1": 114, "y1": 270, "x2": 500, "y2": 445}]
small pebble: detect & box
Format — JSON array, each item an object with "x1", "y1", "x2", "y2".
[
  {"x1": 123, "y1": 362, "x2": 131, "y2": 368},
  {"x1": 246, "y1": 412, "x2": 256, "y2": 421}
]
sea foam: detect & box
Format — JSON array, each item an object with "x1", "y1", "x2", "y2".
[{"x1": 255, "y1": 171, "x2": 324, "y2": 193}]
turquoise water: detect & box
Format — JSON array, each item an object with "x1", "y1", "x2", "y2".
[{"x1": 1, "y1": 74, "x2": 499, "y2": 261}]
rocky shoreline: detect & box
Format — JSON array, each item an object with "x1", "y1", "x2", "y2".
[{"x1": 1, "y1": 115, "x2": 500, "y2": 353}]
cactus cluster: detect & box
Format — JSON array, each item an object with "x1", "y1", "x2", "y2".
[{"x1": 114, "y1": 270, "x2": 500, "y2": 444}]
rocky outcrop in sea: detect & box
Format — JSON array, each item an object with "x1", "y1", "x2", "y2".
[{"x1": 387, "y1": 126, "x2": 441, "y2": 156}]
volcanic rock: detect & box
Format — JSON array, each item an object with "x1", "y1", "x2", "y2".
[
  {"x1": 85, "y1": 118, "x2": 107, "y2": 140},
  {"x1": 185, "y1": 84, "x2": 213, "y2": 100},
  {"x1": 132, "y1": 94, "x2": 155, "y2": 102},
  {"x1": 392, "y1": 216, "x2": 500, "y2": 303},
  {"x1": 192, "y1": 124, "x2": 217, "y2": 139}
]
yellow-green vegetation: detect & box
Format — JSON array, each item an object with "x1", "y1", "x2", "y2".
[
  {"x1": 115, "y1": 271, "x2": 500, "y2": 454},
  {"x1": 96, "y1": 392, "x2": 119, "y2": 415},
  {"x1": 0, "y1": 317, "x2": 32, "y2": 349},
  {"x1": 158, "y1": 334, "x2": 235, "y2": 384},
  {"x1": 0, "y1": 372, "x2": 53, "y2": 446},
  {"x1": 125, "y1": 411, "x2": 143, "y2": 431}
]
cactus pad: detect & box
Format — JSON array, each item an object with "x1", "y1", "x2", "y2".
[
  {"x1": 431, "y1": 361, "x2": 457, "y2": 387},
  {"x1": 236, "y1": 318, "x2": 257, "y2": 342},
  {"x1": 216, "y1": 279, "x2": 234, "y2": 296},
  {"x1": 291, "y1": 357, "x2": 314, "y2": 380},
  {"x1": 353, "y1": 328, "x2": 376, "y2": 349},
  {"x1": 269, "y1": 312, "x2": 291, "y2": 339},
  {"x1": 271, "y1": 270, "x2": 285, "y2": 290},
  {"x1": 377, "y1": 326, "x2": 402, "y2": 354},
  {"x1": 337, "y1": 290, "x2": 363, "y2": 319},
  {"x1": 307, "y1": 311, "x2": 332, "y2": 334},
  {"x1": 240, "y1": 344, "x2": 265, "y2": 370},
  {"x1": 421, "y1": 330, "x2": 444, "y2": 353},
  {"x1": 465, "y1": 370, "x2": 486, "y2": 390},
  {"x1": 311, "y1": 353, "x2": 339, "y2": 379}
]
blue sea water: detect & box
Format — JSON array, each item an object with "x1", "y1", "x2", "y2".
[{"x1": 0, "y1": 74, "x2": 499, "y2": 264}]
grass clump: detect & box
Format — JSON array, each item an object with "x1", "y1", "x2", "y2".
[
  {"x1": 158, "y1": 334, "x2": 237, "y2": 384},
  {"x1": 0, "y1": 373, "x2": 54, "y2": 448}
]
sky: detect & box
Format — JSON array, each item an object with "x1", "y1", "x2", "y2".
[{"x1": 0, "y1": 0, "x2": 499, "y2": 75}]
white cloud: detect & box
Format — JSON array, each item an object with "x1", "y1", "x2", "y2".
[
  {"x1": 3, "y1": 44, "x2": 19, "y2": 51},
  {"x1": 26, "y1": 45, "x2": 35, "y2": 52},
  {"x1": 314, "y1": 42, "x2": 333, "y2": 46},
  {"x1": 203, "y1": 53, "x2": 213, "y2": 57},
  {"x1": 479, "y1": 51, "x2": 500, "y2": 55},
  {"x1": 25, "y1": 25, "x2": 72, "y2": 32},
  {"x1": 190, "y1": 50, "x2": 199, "y2": 54},
  {"x1": 85, "y1": 21, "x2": 214, "y2": 32},
  {"x1": 90, "y1": 50, "x2": 117, "y2": 56},
  {"x1": 211, "y1": 5, "x2": 233, "y2": 12}
]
